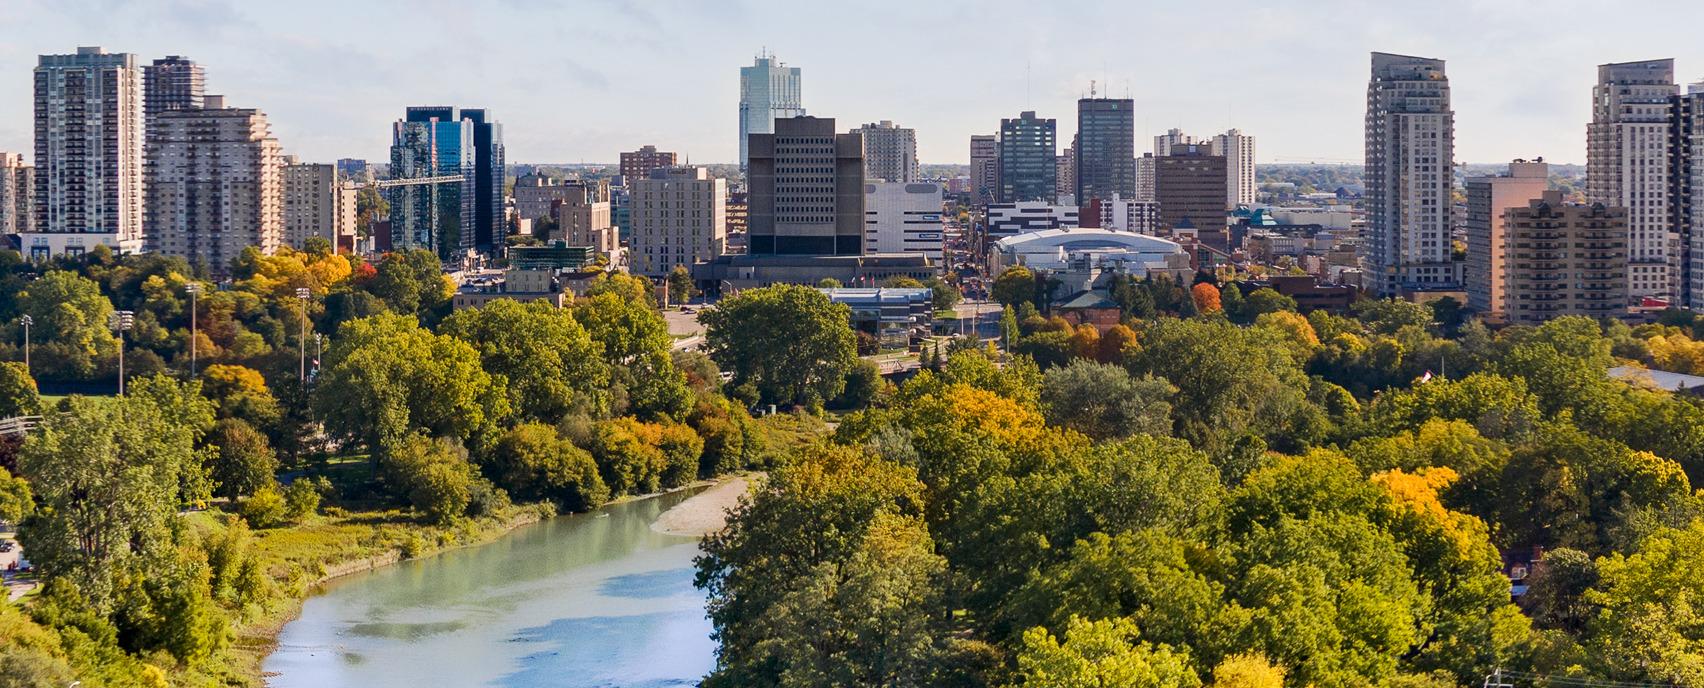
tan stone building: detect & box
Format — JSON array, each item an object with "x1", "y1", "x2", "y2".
[
  {"x1": 145, "y1": 95, "x2": 282, "y2": 273},
  {"x1": 1505, "y1": 190, "x2": 1628, "y2": 324},
  {"x1": 630, "y1": 166, "x2": 726, "y2": 277},
  {"x1": 281, "y1": 156, "x2": 357, "y2": 251},
  {"x1": 549, "y1": 179, "x2": 614, "y2": 255},
  {"x1": 1465, "y1": 160, "x2": 1549, "y2": 319}
]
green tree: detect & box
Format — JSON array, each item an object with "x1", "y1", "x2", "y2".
[
  {"x1": 199, "y1": 363, "x2": 281, "y2": 430},
  {"x1": 0, "y1": 465, "x2": 30, "y2": 523},
  {"x1": 1586, "y1": 520, "x2": 1704, "y2": 684},
  {"x1": 1040, "y1": 360, "x2": 1176, "y2": 440},
  {"x1": 1014, "y1": 615, "x2": 1201, "y2": 688},
  {"x1": 442, "y1": 299, "x2": 610, "y2": 422},
  {"x1": 0, "y1": 361, "x2": 42, "y2": 418},
  {"x1": 667, "y1": 265, "x2": 696, "y2": 304},
  {"x1": 992, "y1": 266, "x2": 1038, "y2": 308},
  {"x1": 488, "y1": 423, "x2": 609, "y2": 511},
  {"x1": 701, "y1": 284, "x2": 857, "y2": 407},
  {"x1": 15, "y1": 270, "x2": 116, "y2": 380},
  {"x1": 208, "y1": 418, "x2": 278, "y2": 501},
  {"x1": 381, "y1": 434, "x2": 477, "y2": 525}
]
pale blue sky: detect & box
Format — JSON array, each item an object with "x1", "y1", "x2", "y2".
[{"x1": 3, "y1": 0, "x2": 1703, "y2": 165}]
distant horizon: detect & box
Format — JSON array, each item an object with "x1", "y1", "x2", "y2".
[{"x1": 3, "y1": 1, "x2": 1699, "y2": 166}]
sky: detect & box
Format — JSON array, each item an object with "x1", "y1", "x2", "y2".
[{"x1": 3, "y1": 0, "x2": 1704, "y2": 166}]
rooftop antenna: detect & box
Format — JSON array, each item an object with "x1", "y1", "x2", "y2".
[
  {"x1": 1090, "y1": 79, "x2": 1097, "y2": 98},
  {"x1": 1026, "y1": 59, "x2": 1032, "y2": 109}
]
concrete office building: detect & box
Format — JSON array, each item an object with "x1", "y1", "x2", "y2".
[
  {"x1": 1135, "y1": 153, "x2": 1156, "y2": 203},
  {"x1": 1365, "y1": 52, "x2": 1457, "y2": 297},
  {"x1": 1589, "y1": 59, "x2": 1679, "y2": 302},
  {"x1": 630, "y1": 166, "x2": 726, "y2": 277},
  {"x1": 1154, "y1": 144, "x2": 1229, "y2": 236},
  {"x1": 549, "y1": 179, "x2": 614, "y2": 256},
  {"x1": 1464, "y1": 160, "x2": 1549, "y2": 318},
  {"x1": 999, "y1": 111, "x2": 1057, "y2": 203},
  {"x1": 514, "y1": 175, "x2": 581, "y2": 226},
  {"x1": 145, "y1": 95, "x2": 282, "y2": 271},
  {"x1": 282, "y1": 157, "x2": 357, "y2": 251},
  {"x1": 28, "y1": 47, "x2": 146, "y2": 258},
  {"x1": 1213, "y1": 129, "x2": 1257, "y2": 208},
  {"x1": 970, "y1": 134, "x2": 999, "y2": 204},
  {"x1": 388, "y1": 107, "x2": 475, "y2": 257},
  {"x1": 985, "y1": 201, "x2": 1079, "y2": 237},
  {"x1": 746, "y1": 115, "x2": 864, "y2": 255},
  {"x1": 143, "y1": 56, "x2": 204, "y2": 122},
  {"x1": 620, "y1": 145, "x2": 677, "y2": 187},
  {"x1": 856, "y1": 121, "x2": 918, "y2": 183},
  {"x1": 0, "y1": 154, "x2": 33, "y2": 236},
  {"x1": 738, "y1": 50, "x2": 804, "y2": 169},
  {"x1": 864, "y1": 181, "x2": 943, "y2": 255},
  {"x1": 1505, "y1": 191, "x2": 1628, "y2": 324},
  {"x1": 1098, "y1": 195, "x2": 1162, "y2": 234},
  {"x1": 1155, "y1": 128, "x2": 1196, "y2": 156},
  {"x1": 1076, "y1": 97, "x2": 1136, "y2": 203},
  {"x1": 1057, "y1": 146, "x2": 1075, "y2": 202}
]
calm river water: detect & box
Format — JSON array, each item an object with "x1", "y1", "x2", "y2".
[{"x1": 264, "y1": 489, "x2": 715, "y2": 687}]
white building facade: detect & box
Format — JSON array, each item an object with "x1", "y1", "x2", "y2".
[
  {"x1": 1588, "y1": 59, "x2": 1679, "y2": 302},
  {"x1": 856, "y1": 121, "x2": 917, "y2": 183},
  {"x1": 145, "y1": 95, "x2": 282, "y2": 271},
  {"x1": 1364, "y1": 52, "x2": 1456, "y2": 297},
  {"x1": 28, "y1": 47, "x2": 147, "y2": 258},
  {"x1": 864, "y1": 181, "x2": 943, "y2": 256},
  {"x1": 1213, "y1": 129, "x2": 1257, "y2": 208},
  {"x1": 281, "y1": 157, "x2": 357, "y2": 251}
]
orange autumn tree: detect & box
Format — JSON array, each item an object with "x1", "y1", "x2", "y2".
[{"x1": 1191, "y1": 282, "x2": 1222, "y2": 314}]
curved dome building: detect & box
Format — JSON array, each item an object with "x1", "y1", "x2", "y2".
[{"x1": 990, "y1": 227, "x2": 1185, "y2": 272}]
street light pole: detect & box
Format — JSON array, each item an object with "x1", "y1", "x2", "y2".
[
  {"x1": 18, "y1": 315, "x2": 32, "y2": 374},
  {"x1": 296, "y1": 287, "x2": 311, "y2": 383},
  {"x1": 185, "y1": 283, "x2": 201, "y2": 377},
  {"x1": 109, "y1": 311, "x2": 134, "y2": 396}
]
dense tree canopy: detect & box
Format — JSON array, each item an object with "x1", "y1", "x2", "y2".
[{"x1": 702, "y1": 284, "x2": 857, "y2": 408}]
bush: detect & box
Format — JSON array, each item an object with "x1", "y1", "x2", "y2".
[
  {"x1": 488, "y1": 423, "x2": 610, "y2": 511},
  {"x1": 237, "y1": 485, "x2": 289, "y2": 529},
  {"x1": 381, "y1": 434, "x2": 476, "y2": 525},
  {"x1": 209, "y1": 418, "x2": 279, "y2": 501},
  {"x1": 655, "y1": 422, "x2": 705, "y2": 489},
  {"x1": 282, "y1": 476, "x2": 329, "y2": 521}
]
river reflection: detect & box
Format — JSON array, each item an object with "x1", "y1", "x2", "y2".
[{"x1": 264, "y1": 488, "x2": 715, "y2": 687}]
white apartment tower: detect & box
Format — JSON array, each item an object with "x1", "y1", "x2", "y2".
[
  {"x1": 970, "y1": 134, "x2": 999, "y2": 205},
  {"x1": 738, "y1": 50, "x2": 804, "y2": 169},
  {"x1": 29, "y1": 47, "x2": 146, "y2": 258},
  {"x1": 1212, "y1": 129, "x2": 1256, "y2": 208},
  {"x1": 1365, "y1": 52, "x2": 1456, "y2": 297},
  {"x1": 630, "y1": 166, "x2": 727, "y2": 277},
  {"x1": 281, "y1": 157, "x2": 357, "y2": 251},
  {"x1": 856, "y1": 121, "x2": 918, "y2": 183},
  {"x1": 145, "y1": 95, "x2": 282, "y2": 272},
  {"x1": 1588, "y1": 59, "x2": 1679, "y2": 302},
  {"x1": 0, "y1": 153, "x2": 33, "y2": 236},
  {"x1": 1154, "y1": 128, "x2": 1196, "y2": 156}
]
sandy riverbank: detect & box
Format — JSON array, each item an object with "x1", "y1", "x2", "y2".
[{"x1": 651, "y1": 476, "x2": 752, "y2": 536}]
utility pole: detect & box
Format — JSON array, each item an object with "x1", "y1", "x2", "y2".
[
  {"x1": 296, "y1": 287, "x2": 311, "y2": 383},
  {"x1": 109, "y1": 311, "x2": 134, "y2": 396},
  {"x1": 18, "y1": 315, "x2": 31, "y2": 374},
  {"x1": 185, "y1": 283, "x2": 201, "y2": 376}
]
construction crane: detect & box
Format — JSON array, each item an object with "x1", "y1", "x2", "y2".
[{"x1": 367, "y1": 174, "x2": 465, "y2": 190}]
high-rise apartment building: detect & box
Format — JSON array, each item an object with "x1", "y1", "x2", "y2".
[
  {"x1": 864, "y1": 181, "x2": 943, "y2": 255},
  {"x1": 282, "y1": 157, "x2": 357, "y2": 251},
  {"x1": 549, "y1": 179, "x2": 614, "y2": 255},
  {"x1": 1589, "y1": 59, "x2": 1679, "y2": 302},
  {"x1": 1135, "y1": 153, "x2": 1156, "y2": 203},
  {"x1": 1464, "y1": 160, "x2": 1549, "y2": 318},
  {"x1": 746, "y1": 116, "x2": 864, "y2": 255},
  {"x1": 145, "y1": 95, "x2": 282, "y2": 272},
  {"x1": 1075, "y1": 97, "x2": 1135, "y2": 204},
  {"x1": 738, "y1": 50, "x2": 804, "y2": 169},
  {"x1": 0, "y1": 154, "x2": 33, "y2": 236},
  {"x1": 1212, "y1": 129, "x2": 1256, "y2": 208},
  {"x1": 29, "y1": 47, "x2": 146, "y2": 258},
  {"x1": 1678, "y1": 84, "x2": 1704, "y2": 308},
  {"x1": 998, "y1": 111, "x2": 1057, "y2": 204},
  {"x1": 1155, "y1": 128, "x2": 1195, "y2": 156},
  {"x1": 1505, "y1": 191, "x2": 1628, "y2": 324},
  {"x1": 1057, "y1": 146, "x2": 1076, "y2": 202},
  {"x1": 620, "y1": 145, "x2": 677, "y2": 187},
  {"x1": 1154, "y1": 143, "x2": 1229, "y2": 238},
  {"x1": 631, "y1": 166, "x2": 725, "y2": 277},
  {"x1": 970, "y1": 134, "x2": 999, "y2": 205},
  {"x1": 462, "y1": 109, "x2": 505, "y2": 254},
  {"x1": 855, "y1": 121, "x2": 918, "y2": 183},
  {"x1": 1365, "y1": 52, "x2": 1456, "y2": 296},
  {"x1": 143, "y1": 56, "x2": 204, "y2": 121},
  {"x1": 387, "y1": 107, "x2": 476, "y2": 257}
]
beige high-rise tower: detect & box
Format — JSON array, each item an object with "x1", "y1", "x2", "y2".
[
  {"x1": 1505, "y1": 191, "x2": 1628, "y2": 324},
  {"x1": 29, "y1": 47, "x2": 146, "y2": 257},
  {"x1": 145, "y1": 95, "x2": 282, "y2": 272},
  {"x1": 1588, "y1": 59, "x2": 1678, "y2": 302},
  {"x1": 1365, "y1": 52, "x2": 1455, "y2": 297},
  {"x1": 1212, "y1": 129, "x2": 1256, "y2": 208},
  {"x1": 282, "y1": 156, "x2": 357, "y2": 251},
  {"x1": 1465, "y1": 160, "x2": 1549, "y2": 319}
]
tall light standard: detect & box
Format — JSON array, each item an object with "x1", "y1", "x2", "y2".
[
  {"x1": 184, "y1": 283, "x2": 202, "y2": 376},
  {"x1": 295, "y1": 287, "x2": 311, "y2": 383},
  {"x1": 18, "y1": 315, "x2": 32, "y2": 374},
  {"x1": 108, "y1": 310, "x2": 134, "y2": 396}
]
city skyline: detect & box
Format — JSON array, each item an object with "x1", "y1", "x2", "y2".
[{"x1": 4, "y1": 0, "x2": 1704, "y2": 165}]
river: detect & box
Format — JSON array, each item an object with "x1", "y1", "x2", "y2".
[{"x1": 263, "y1": 488, "x2": 716, "y2": 687}]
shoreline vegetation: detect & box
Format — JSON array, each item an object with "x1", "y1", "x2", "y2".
[{"x1": 238, "y1": 474, "x2": 751, "y2": 683}]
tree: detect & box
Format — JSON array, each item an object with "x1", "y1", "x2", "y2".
[
  {"x1": 993, "y1": 266, "x2": 1037, "y2": 308},
  {"x1": 701, "y1": 284, "x2": 857, "y2": 407},
  {"x1": 587, "y1": 417, "x2": 669, "y2": 495},
  {"x1": 1129, "y1": 318, "x2": 1313, "y2": 455},
  {"x1": 1040, "y1": 360, "x2": 1176, "y2": 440},
  {"x1": 666, "y1": 265, "x2": 697, "y2": 304},
  {"x1": 208, "y1": 418, "x2": 278, "y2": 501},
  {"x1": 354, "y1": 185, "x2": 390, "y2": 238},
  {"x1": 314, "y1": 313, "x2": 509, "y2": 453},
  {"x1": 1586, "y1": 520, "x2": 1704, "y2": 684},
  {"x1": 1242, "y1": 288, "x2": 1297, "y2": 320},
  {"x1": 924, "y1": 277, "x2": 961, "y2": 311},
  {"x1": 1210, "y1": 654, "x2": 1286, "y2": 688},
  {"x1": 0, "y1": 465, "x2": 30, "y2": 523},
  {"x1": 0, "y1": 362, "x2": 41, "y2": 418},
  {"x1": 381, "y1": 434, "x2": 478, "y2": 525},
  {"x1": 486, "y1": 423, "x2": 609, "y2": 511},
  {"x1": 1191, "y1": 282, "x2": 1222, "y2": 314},
  {"x1": 817, "y1": 277, "x2": 843, "y2": 289},
  {"x1": 1013, "y1": 616, "x2": 1201, "y2": 688},
  {"x1": 199, "y1": 363, "x2": 280, "y2": 429},
  {"x1": 15, "y1": 270, "x2": 116, "y2": 380},
  {"x1": 443, "y1": 299, "x2": 609, "y2": 422}
]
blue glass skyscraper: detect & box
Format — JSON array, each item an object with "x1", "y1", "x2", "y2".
[{"x1": 387, "y1": 106, "x2": 503, "y2": 258}]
